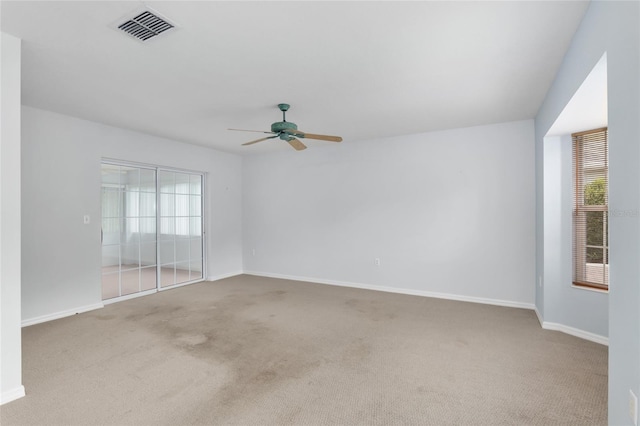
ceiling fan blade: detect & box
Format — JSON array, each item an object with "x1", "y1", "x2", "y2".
[
  {"x1": 286, "y1": 129, "x2": 342, "y2": 142},
  {"x1": 229, "y1": 128, "x2": 275, "y2": 134},
  {"x1": 287, "y1": 138, "x2": 307, "y2": 151},
  {"x1": 241, "y1": 135, "x2": 278, "y2": 146}
]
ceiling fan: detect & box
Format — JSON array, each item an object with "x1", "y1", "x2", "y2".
[{"x1": 229, "y1": 104, "x2": 342, "y2": 151}]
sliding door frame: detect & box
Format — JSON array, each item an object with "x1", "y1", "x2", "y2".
[{"x1": 101, "y1": 158, "x2": 207, "y2": 304}]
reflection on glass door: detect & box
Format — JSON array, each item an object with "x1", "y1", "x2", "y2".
[
  {"x1": 159, "y1": 170, "x2": 203, "y2": 288},
  {"x1": 101, "y1": 164, "x2": 157, "y2": 299}
]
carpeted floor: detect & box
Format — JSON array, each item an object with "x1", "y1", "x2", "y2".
[{"x1": 1, "y1": 275, "x2": 608, "y2": 425}]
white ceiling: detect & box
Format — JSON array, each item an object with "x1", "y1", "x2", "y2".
[{"x1": 1, "y1": 1, "x2": 590, "y2": 155}]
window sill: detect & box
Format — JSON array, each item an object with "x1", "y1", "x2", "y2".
[{"x1": 571, "y1": 284, "x2": 609, "y2": 294}]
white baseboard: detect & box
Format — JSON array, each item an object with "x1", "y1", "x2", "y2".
[
  {"x1": 532, "y1": 306, "x2": 607, "y2": 346},
  {"x1": 207, "y1": 271, "x2": 243, "y2": 282},
  {"x1": 18, "y1": 272, "x2": 607, "y2": 347},
  {"x1": 247, "y1": 271, "x2": 610, "y2": 345},
  {"x1": 534, "y1": 306, "x2": 544, "y2": 326},
  {"x1": 1, "y1": 385, "x2": 25, "y2": 405},
  {"x1": 541, "y1": 321, "x2": 608, "y2": 346},
  {"x1": 20, "y1": 271, "x2": 243, "y2": 326},
  {"x1": 22, "y1": 302, "x2": 104, "y2": 327},
  {"x1": 244, "y1": 271, "x2": 536, "y2": 310}
]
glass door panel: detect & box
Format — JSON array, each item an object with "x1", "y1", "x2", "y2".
[
  {"x1": 101, "y1": 163, "x2": 157, "y2": 300},
  {"x1": 159, "y1": 170, "x2": 203, "y2": 288}
]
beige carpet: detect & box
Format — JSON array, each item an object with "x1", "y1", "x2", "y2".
[{"x1": 1, "y1": 275, "x2": 607, "y2": 425}]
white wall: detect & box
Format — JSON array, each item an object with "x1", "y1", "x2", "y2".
[
  {"x1": 21, "y1": 106, "x2": 243, "y2": 324},
  {"x1": 243, "y1": 120, "x2": 535, "y2": 307},
  {"x1": 534, "y1": 2, "x2": 640, "y2": 424},
  {"x1": 0, "y1": 32, "x2": 25, "y2": 404},
  {"x1": 543, "y1": 135, "x2": 608, "y2": 340}
]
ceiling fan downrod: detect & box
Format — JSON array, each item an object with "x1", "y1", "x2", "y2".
[{"x1": 278, "y1": 103, "x2": 290, "y2": 122}]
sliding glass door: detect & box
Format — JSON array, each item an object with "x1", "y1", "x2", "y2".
[
  {"x1": 158, "y1": 170, "x2": 203, "y2": 288},
  {"x1": 101, "y1": 162, "x2": 204, "y2": 301}
]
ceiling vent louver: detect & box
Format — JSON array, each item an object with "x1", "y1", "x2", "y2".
[{"x1": 117, "y1": 10, "x2": 174, "y2": 41}]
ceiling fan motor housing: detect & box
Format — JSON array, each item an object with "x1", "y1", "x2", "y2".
[{"x1": 271, "y1": 121, "x2": 298, "y2": 133}]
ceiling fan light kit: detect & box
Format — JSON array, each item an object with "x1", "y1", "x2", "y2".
[{"x1": 230, "y1": 104, "x2": 342, "y2": 151}]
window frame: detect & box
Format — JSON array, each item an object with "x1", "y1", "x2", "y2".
[{"x1": 572, "y1": 127, "x2": 609, "y2": 291}]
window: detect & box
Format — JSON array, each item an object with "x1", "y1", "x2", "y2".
[{"x1": 572, "y1": 128, "x2": 608, "y2": 290}]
